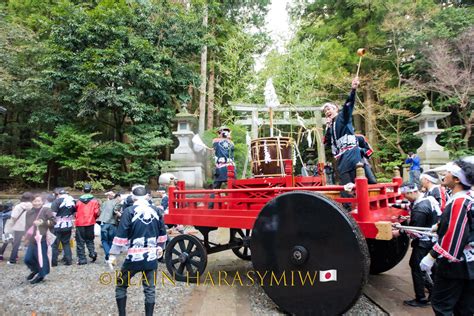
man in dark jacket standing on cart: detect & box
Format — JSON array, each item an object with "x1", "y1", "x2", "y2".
[
  {"x1": 108, "y1": 186, "x2": 167, "y2": 316},
  {"x1": 75, "y1": 184, "x2": 100, "y2": 265},
  {"x1": 323, "y1": 77, "x2": 361, "y2": 186}
]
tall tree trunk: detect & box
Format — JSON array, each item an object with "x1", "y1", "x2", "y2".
[
  {"x1": 198, "y1": 4, "x2": 208, "y2": 135},
  {"x1": 363, "y1": 85, "x2": 379, "y2": 169},
  {"x1": 207, "y1": 60, "x2": 215, "y2": 130},
  {"x1": 462, "y1": 107, "x2": 473, "y2": 145}
]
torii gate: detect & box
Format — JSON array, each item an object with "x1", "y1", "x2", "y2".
[{"x1": 231, "y1": 103, "x2": 326, "y2": 163}]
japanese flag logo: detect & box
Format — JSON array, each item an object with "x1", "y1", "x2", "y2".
[{"x1": 319, "y1": 269, "x2": 337, "y2": 282}]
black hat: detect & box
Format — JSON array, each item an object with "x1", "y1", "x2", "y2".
[
  {"x1": 83, "y1": 183, "x2": 92, "y2": 193},
  {"x1": 58, "y1": 189, "x2": 67, "y2": 195},
  {"x1": 132, "y1": 186, "x2": 147, "y2": 198}
]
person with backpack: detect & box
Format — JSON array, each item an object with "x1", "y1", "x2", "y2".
[
  {"x1": 51, "y1": 189, "x2": 76, "y2": 266},
  {"x1": 75, "y1": 184, "x2": 100, "y2": 265},
  {"x1": 420, "y1": 157, "x2": 474, "y2": 315},
  {"x1": 1, "y1": 192, "x2": 34, "y2": 264}
]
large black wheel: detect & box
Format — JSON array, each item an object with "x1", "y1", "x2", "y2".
[
  {"x1": 229, "y1": 229, "x2": 252, "y2": 260},
  {"x1": 251, "y1": 191, "x2": 370, "y2": 315},
  {"x1": 366, "y1": 234, "x2": 410, "y2": 274},
  {"x1": 165, "y1": 234, "x2": 207, "y2": 282}
]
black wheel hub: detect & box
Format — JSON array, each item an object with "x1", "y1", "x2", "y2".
[
  {"x1": 178, "y1": 252, "x2": 189, "y2": 264},
  {"x1": 291, "y1": 245, "x2": 308, "y2": 266}
]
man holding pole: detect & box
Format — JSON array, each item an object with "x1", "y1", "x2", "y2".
[
  {"x1": 393, "y1": 182, "x2": 439, "y2": 307},
  {"x1": 322, "y1": 76, "x2": 361, "y2": 186}
]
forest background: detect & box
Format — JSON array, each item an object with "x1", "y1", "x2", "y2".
[{"x1": 0, "y1": 0, "x2": 472, "y2": 190}]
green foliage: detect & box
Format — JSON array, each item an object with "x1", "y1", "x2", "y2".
[
  {"x1": 439, "y1": 125, "x2": 474, "y2": 158},
  {"x1": 0, "y1": 1, "x2": 205, "y2": 188},
  {"x1": 0, "y1": 154, "x2": 47, "y2": 184}
]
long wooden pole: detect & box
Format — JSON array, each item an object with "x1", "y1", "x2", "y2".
[
  {"x1": 269, "y1": 108, "x2": 274, "y2": 137},
  {"x1": 356, "y1": 56, "x2": 362, "y2": 78}
]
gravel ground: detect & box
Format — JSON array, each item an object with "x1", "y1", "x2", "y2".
[
  {"x1": 0, "y1": 238, "x2": 386, "y2": 316},
  {"x1": 0, "y1": 250, "x2": 194, "y2": 315}
]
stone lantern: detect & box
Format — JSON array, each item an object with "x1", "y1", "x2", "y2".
[
  {"x1": 164, "y1": 104, "x2": 204, "y2": 188},
  {"x1": 407, "y1": 100, "x2": 451, "y2": 171}
]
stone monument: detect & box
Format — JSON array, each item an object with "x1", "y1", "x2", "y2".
[
  {"x1": 165, "y1": 104, "x2": 204, "y2": 188},
  {"x1": 408, "y1": 99, "x2": 451, "y2": 171}
]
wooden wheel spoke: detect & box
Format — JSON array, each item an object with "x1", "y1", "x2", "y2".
[
  {"x1": 186, "y1": 241, "x2": 194, "y2": 252},
  {"x1": 172, "y1": 248, "x2": 181, "y2": 256},
  {"x1": 189, "y1": 250, "x2": 200, "y2": 258},
  {"x1": 178, "y1": 240, "x2": 186, "y2": 252},
  {"x1": 190, "y1": 259, "x2": 201, "y2": 267},
  {"x1": 185, "y1": 262, "x2": 194, "y2": 273},
  {"x1": 177, "y1": 262, "x2": 185, "y2": 275},
  {"x1": 171, "y1": 258, "x2": 180, "y2": 265}
]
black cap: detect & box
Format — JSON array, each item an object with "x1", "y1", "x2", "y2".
[
  {"x1": 83, "y1": 184, "x2": 92, "y2": 193},
  {"x1": 132, "y1": 186, "x2": 147, "y2": 197},
  {"x1": 58, "y1": 189, "x2": 67, "y2": 195}
]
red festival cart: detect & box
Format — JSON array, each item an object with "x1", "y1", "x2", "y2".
[{"x1": 164, "y1": 156, "x2": 409, "y2": 315}]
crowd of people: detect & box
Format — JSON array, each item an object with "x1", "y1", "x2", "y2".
[
  {"x1": 392, "y1": 158, "x2": 474, "y2": 315},
  {"x1": 0, "y1": 183, "x2": 170, "y2": 315}
]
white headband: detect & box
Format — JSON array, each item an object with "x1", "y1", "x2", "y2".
[
  {"x1": 420, "y1": 174, "x2": 438, "y2": 184},
  {"x1": 400, "y1": 185, "x2": 418, "y2": 193},
  {"x1": 322, "y1": 103, "x2": 338, "y2": 111},
  {"x1": 446, "y1": 162, "x2": 471, "y2": 186}
]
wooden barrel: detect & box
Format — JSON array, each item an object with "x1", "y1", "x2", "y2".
[{"x1": 251, "y1": 137, "x2": 293, "y2": 177}]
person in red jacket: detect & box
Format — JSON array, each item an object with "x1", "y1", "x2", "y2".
[{"x1": 75, "y1": 184, "x2": 100, "y2": 265}]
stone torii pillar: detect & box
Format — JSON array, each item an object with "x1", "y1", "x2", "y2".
[{"x1": 407, "y1": 100, "x2": 451, "y2": 171}]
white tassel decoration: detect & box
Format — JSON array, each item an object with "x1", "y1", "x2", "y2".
[{"x1": 264, "y1": 140, "x2": 272, "y2": 164}]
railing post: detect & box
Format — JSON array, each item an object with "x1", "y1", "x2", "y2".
[
  {"x1": 227, "y1": 164, "x2": 235, "y2": 189},
  {"x1": 355, "y1": 162, "x2": 371, "y2": 222},
  {"x1": 284, "y1": 159, "x2": 293, "y2": 187},
  {"x1": 392, "y1": 166, "x2": 403, "y2": 193}
]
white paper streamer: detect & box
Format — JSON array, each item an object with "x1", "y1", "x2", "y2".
[
  {"x1": 264, "y1": 78, "x2": 280, "y2": 109},
  {"x1": 264, "y1": 140, "x2": 272, "y2": 163},
  {"x1": 192, "y1": 134, "x2": 210, "y2": 153},
  {"x1": 296, "y1": 114, "x2": 306, "y2": 129},
  {"x1": 306, "y1": 130, "x2": 313, "y2": 148}
]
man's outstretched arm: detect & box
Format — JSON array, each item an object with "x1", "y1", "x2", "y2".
[{"x1": 342, "y1": 77, "x2": 360, "y2": 123}]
